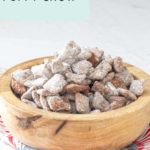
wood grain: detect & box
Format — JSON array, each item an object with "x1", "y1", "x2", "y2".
[{"x1": 0, "y1": 57, "x2": 150, "y2": 150}]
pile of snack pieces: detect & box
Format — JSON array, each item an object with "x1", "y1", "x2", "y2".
[{"x1": 11, "y1": 41, "x2": 145, "y2": 114}]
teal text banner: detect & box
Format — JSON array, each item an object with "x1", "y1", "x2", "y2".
[{"x1": 0, "y1": 0, "x2": 90, "y2": 20}]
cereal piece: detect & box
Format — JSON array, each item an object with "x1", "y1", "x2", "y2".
[
  {"x1": 104, "y1": 87, "x2": 114, "y2": 99},
  {"x1": 43, "y1": 74, "x2": 67, "y2": 94},
  {"x1": 31, "y1": 64, "x2": 45, "y2": 77},
  {"x1": 75, "y1": 93, "x2": 90, "y2": 114},
  {"x1": 87, "y1": 92, "x2": 94, "y2": 101},
  {"x1": 44, "y1": 62, "x2": 51, "y2": 70},
  {"x1": 88, "y1": 53, "x2": 98, "y2": 67},
  {"x1": 50, "y1": 58, "x2": 64, "y2": 74},
  {"x1": 70, "y1": 102, "x2": 77, "y2": 114},
  {"x1": 66, "y1": 41, "x2": 81, "y2": 54},
  {"x1": 117, "y1": 88, "x2": 137, "y2": 101},
  {"x1": 110, "y1": 75, "x2": 127, "y2": 89},
  {"x1": 116, "y1": 69, "x2": 134, "y2": 86},
  {"x1": 108, "y1": 96, "x2": 127, "y2": 103},
  {"x1": 92, "y1": 92, "x2": 110, "y2": 112},
  {"x1": 105, "y1": 82, "x2": 118, "y2": 96},
  {"x1": 62, "y1": 62, "x2": 72, "y2": 73},
  {"x1": 92, "y1": 81, "x2": 118, "y2": 98},
  {"x1": 102, "y1": 72, "x2": 115, "y2": 84},
  {"x1": 90, "y1": 109, "x2": 101, "y2": 114},
  {"x1": 65, "y1": 94, "x2": 75, "y2": 101},
  {"x1": 12, "y1": 69, "x2": 33, "y2": 84},
  {"x1": 113, "y1": 57, "x2": 125, "y2": 73},
  {"x1": 89, "y1": 60, "x2": 112, "y2": 80},
  {"x1": 72, "y1": 60, "x2": 92, "y2": 74},
  {"x1": 33, "y1": 77, "x2": 48, "y2": 87},
  {"x1": 91, "y1": 48, "x2": 104, "y2": 59},
  {"x1": 49, "y1": 61, "x2": 72, "y2": 76},
  {"x1": 40, "y1": 95, "x2": 50, "y2": 111},
  {"x1": 110, "y1": 100, "x2": 126, "y2": 110},
  {"x1": 129, "y1": 79, "x2": 145, "y2": 96},
  {"x1": 65, "y1": 72, "x2": 86, "y2": 84},
  {"x1": 21, "y1": 86, "x2": 36, "y2": 100},
  {"x1": 87, "y1": 92, "x2": 94, "y2": 108},
  {"x1": 88, "y1": 48, "x2": 104, "y2": 67},
  {"x1": 82, "y1": 79, "x2": 92, "y2": 85},
  {"x1": 92, "y1": 81, "x2": 105, "y2": 95},
  {"x1": 11, "y1": 78, "x2": 26, "y2": 96},
  {"x1": 36, "y1": 89, "x2": 54, "y2": 96},
  {"x1": 78, "y1": 49, "x2": 92, "y2": 60},
  {"x1": 21, "y1": 99, "x2": 37, "y2": 108},
  {"x1": 24, "y1": 77, "x2": 48, "y2": 88},
  {"x1": 88, "y1": 67, "x2": 95, "y2": 74},
  {"x1": 23, "y1": 80, "x2": 33, "y2": 87},
  {"x1": 64, "y1": 83, "x2": 90, "y2": 94},
  {"x1": 104, "y1": 55, "x2": 113, "y2": 65},
  {"x1": 32, "y1": 90, "x2": 42, "y2": 108},
  {"x1": 47, "y1": 96, "x2": 71, "y2": 111},
  {"x1": 58, "y1": 41, "x2": 81, "y2": 64},
  {"x1": 42, "y1": 64, "x2": 53, "y2": 79}
]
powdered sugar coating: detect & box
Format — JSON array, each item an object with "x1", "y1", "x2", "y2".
[
  {"x1": 50, "y1": 58, "x2": 65, "y2": 74},
  {"x1": 105, "y1": 82, "x2": 118, "y2": 96},
  {"x1": 58, "y1": 41, "x2": 81, "y2": 64},
  {"x1": 22, "y1": 99, "x2": 37, "y2": 108},
  {"x1": 129, "y1": 79, "x2": 145, "y2": 96},
  {"x1": 78, "y1": 49, "x2": 92, "y2": 60},
  {"x1": 31, "y1": 64, "x2": 45, "y2": 77},
  {"x1": 12, "y1": 69, "x2": 33, "y2": 84},
  {"x1": 10, "y1": 41, "x2": 145, "y2": 114},
  {"x1": 24, "y1": 77, "x2": 48, "y2": 88},
  {"x1": 72, "y1": 60, "x2": 92, "y2": 74},
  {"x1": 40, "y1": 95, "x2": 50, "y2": 111},
  {"x1": 75, "y1": 93, "x2": 90, "y2": 114},
  {"x1": 88, "y1": 48, "x2": 104, "y2": 67},
  {"x1": 92, "y1": 92, "x2": 110, "y2": 112},
  {"x1": 32, "y1": 90, "x2": 42, "y2": 108},
  {"x1": 113, "y1": 57, "x2": 125, "y2": 73},
  {"x1": 116, "y1": 69, "x2": 134, "y2": 86},
  {"x1": 117, "y1": 88, "x2": 137, "y2": 101},
  {"x1": 89, "y1": 60, "x2": 112, "y2": 80},
  {"x1": 43, "y1": 74, "x2": 67, "y2": 94},
  {"x1": 65, "y1": 72, "x2": 86, "y2": 84},
  {"x1": 102, "y1": 72, "x2": 115, "y2": 84},
  {"x1": 47, "y1": 96, "x2": 71, "y2": 111},
  {"x1": 11, "y1": 78, "x2": 26, "y2": 96},
  {"x1": 21, "y1": 86, "x2": 36, "y2": 100}
]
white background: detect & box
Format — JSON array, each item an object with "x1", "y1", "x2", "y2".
[
  {"x1": 0, "y1": 0, "x2": 150, "y2": 72},
  {"x1": 0, "y1": 0, "x2": 150, "y2": 149},
  {"x1": 0, "y1": 0, "x2": 150, "y2": 74}
]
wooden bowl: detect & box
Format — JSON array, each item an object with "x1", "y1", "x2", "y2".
[{"x1": 0, "y1": 57, "x2": 150, "y2": 150}]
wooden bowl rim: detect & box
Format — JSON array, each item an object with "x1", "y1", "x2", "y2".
[{"x1": 0, "y1": 56, "x2": 150, "y2": 121}]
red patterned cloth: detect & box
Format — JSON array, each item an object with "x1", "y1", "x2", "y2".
[
  {"x1": 0, "y1": 116, "x2": 150, "y2": 150},
  {"x1": 134, "y1": 126, "x2": 150, "y2": 150}
]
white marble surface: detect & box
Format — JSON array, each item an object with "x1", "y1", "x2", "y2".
[{"x1": 0, "y1": 0, "x2": 150, "y2": 75}]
